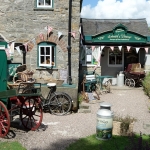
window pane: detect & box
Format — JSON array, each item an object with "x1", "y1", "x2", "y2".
[
  {"x1": 109, "y1": 55, "x2": 115, "y2": 64},
  {"x1": 46, "y1": 47, "x2": 50, "y2": 55},
  {"x1": 86, "y1": 55, "x2": 92, "y2": 62},
  {"x1": 40, "y1": 47, "x2": 44, "y2": 55},
  {"x1": 40, "y1": 56, "x2": 45, "y2": 64},
  {"x1": 116, "y1": 55, "x2": 122, "y2": 64},
  {"x1": 46, "y1": 56, "x2": 50, "y2": 64},
  {"x1": 38, "y1": 0, "x2": 44, "y2": 5},
  {"x1": 45, "y1": 0, "x2": 51, "y2": 5},
  {"x1": 115, "y1": 49, "x2": 122, "y2": 64}
]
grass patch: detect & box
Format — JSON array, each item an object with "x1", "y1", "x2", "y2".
[
  {"x1": 0, "y1": 141, "x2": 26, "y2": 150},
  {"x1": 66, "y1": 134, "x2": 150, "y2": 150}
]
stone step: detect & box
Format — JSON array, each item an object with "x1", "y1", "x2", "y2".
[
  {"x1": 78, "y1": 108, "x2": 91, "y2": 113},
  {"x1": 79, "y1": 105, "x2": 90, "y2": 109},
  {"x1": 78, "y1": 102, "x2": 91, "y2": 113}
]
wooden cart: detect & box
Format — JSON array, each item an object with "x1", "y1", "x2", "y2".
[{"x1": 0, "y1": 82, "x2": 43, "y2": 137}]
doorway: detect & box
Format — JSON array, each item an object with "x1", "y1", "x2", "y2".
[{"x1": 124, "y1": 48, "x2": 139, "y2": 70}]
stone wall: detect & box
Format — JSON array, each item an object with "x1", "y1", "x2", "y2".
[{"x1": 0, "y1": 0, "x2": 81, "y2": 85}]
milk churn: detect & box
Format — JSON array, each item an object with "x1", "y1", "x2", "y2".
[
  {"x1": 96, "y1": 109, "x2": 113, "y2": 140},
  {"x1": 117, "y1": 71, "x2": 124, "y2": 86}
]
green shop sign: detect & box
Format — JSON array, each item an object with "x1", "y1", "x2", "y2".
[{"x1": 85, "y1": 24, "x2": 147, "y2": 43}]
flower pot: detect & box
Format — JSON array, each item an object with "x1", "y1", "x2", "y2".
[{"x1": 112, "y1": 121, "x2": 134, "y2": 136}]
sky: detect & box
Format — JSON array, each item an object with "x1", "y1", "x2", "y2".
[{"x1": 81, "y1": 0, "x2": 150, "y2": 26}]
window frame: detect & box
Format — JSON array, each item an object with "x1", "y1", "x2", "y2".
[
  {"x1": 108, "y1": 47, "x2": 124, "y2": 67},
  {"x1": 35, "y1": 0, "x2": 54, "y2": 9},
  {"x1": 38, "y1": 42, "x2": 56, "y2": 68}
]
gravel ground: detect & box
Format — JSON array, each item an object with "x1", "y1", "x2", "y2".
[{"x1": 1, "y1": 87, "x2": 150, "y2": 150}]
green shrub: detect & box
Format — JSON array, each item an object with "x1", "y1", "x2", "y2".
[
  {"x1": 142, "y1": 73, "x2": 150, "y2": 98},
  {"x1": 78, "y1": 93, "x2": 84, "y2": 104}
]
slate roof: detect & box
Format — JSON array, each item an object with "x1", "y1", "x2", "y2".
[{"x1": 81, "y1": 18, "x2": 150, "y2": 36}]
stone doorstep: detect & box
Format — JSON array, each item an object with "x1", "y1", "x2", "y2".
[
  {"x1": 78, "y1": 102, "x2": 91, "y2": 113},
  {"x1": 79, "y1": 105, "x2": 90, "y2": 109},
  {"x1": 78, "y1": 109, "x2": 91, "y2": 113},
  {"x1": 78, "y1": 99, "x2": 99, "y2": 113}
]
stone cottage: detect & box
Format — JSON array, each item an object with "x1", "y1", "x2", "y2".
[
  {"x1": 0, "y1": 0, "x2": 83, "y2": 109},
  {"x1": 79, "y1": 18, "x2": 150, "y2": 88}
]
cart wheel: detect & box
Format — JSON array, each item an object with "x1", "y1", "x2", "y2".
[
  {"x1": 125, "y1": 79, "x2": 130, "y2": 86},
  {"x1": 0, "y1": 101, "x2": 10, "y2": 138},
  {"x1": 20, "y1": 97, "x2": 43, "y2": 131},
  {"x1": 129, "y1": 79, "x2": 135, "y2": 87}
]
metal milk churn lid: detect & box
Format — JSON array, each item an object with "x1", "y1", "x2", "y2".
[
  {"x1": 100, "y1": 102, "x2": 114, "y2": 116},
  {"x1": 96, "y1": 109, "x2": 113, "y2": 140},
  {"x1": 100, "y1": 102, "x2": 111, "y2": 110}
]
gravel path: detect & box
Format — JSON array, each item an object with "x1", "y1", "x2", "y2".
[{"x1": 0, "y1": 88, "x2": 150, "y2": 150}]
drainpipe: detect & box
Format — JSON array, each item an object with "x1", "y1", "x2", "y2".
[
  {"x1": 67, "y1": 0, "x2": 72, "y2": 85},
  {"x1": 22, "y1": 50, "x2": 26, "y2": 64}
]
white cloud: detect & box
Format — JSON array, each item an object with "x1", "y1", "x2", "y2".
[{"x1": 81, "y1": 0, "x2": 150, "y2": 26}]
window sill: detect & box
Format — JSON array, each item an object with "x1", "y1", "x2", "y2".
[
  {"x1": 34, "y1": 8, "x2": 54, "y2": 11},
  {"x1": 108, "y1": 64, "x2": 123, "y2": 67},
  {"x1": 82, "y1": 64, "x2": 100, "y2": 67},
  {"x1": 36, "y1": 67, "x2": 58, "y2": 70}
]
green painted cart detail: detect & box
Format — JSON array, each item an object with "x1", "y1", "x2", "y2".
[
  {"x1": 0, "y1": 89, "x2": 17, "y2": 99},
  {"x1": 0, "y1": 46, "x2": 43, "y2": 138}
]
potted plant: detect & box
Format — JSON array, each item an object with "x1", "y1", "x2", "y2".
[{"x1": 113, "y1": 115, "x2": 136, "y2": 136}]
